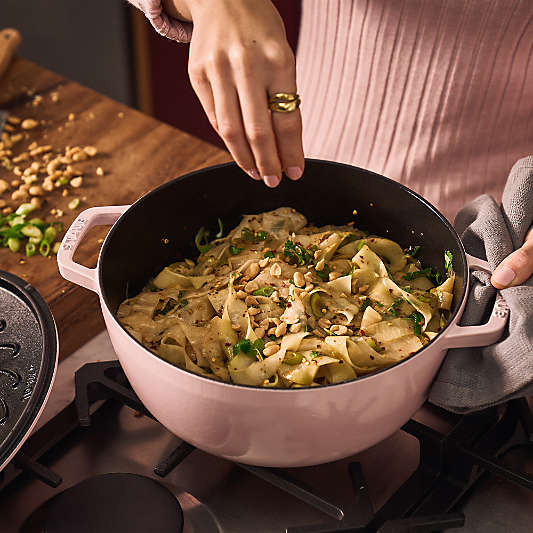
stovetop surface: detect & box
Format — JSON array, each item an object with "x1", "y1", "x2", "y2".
[
  {"x1": 0, "y1": 332, "x2": 532, "y2": 533},
  {"x1": 1, "y1": 398, "x2": 531, "y2": 533}
]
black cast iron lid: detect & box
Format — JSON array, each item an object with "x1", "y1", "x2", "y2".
[{"x1": 0, "y1": 270, "x2": 57, "y2": 469}]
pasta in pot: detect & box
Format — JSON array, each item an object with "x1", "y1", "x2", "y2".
[{"x1": 117, "y1": 207, "x2": 455, "y2": 388}]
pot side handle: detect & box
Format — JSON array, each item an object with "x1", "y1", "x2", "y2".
[
  {"x1": 57, "y1": 205, "x2": 130, "y2": 293},
  {"x1": 443, "y1": 253, "x2": 510, "y2": 349}
]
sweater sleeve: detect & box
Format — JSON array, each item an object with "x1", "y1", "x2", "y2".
[{"x1": 128, "y1": 0, "x2": 193, "y2": 43}]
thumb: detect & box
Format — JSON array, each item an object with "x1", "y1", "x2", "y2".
[{"x1": 491, "y1": 226, "x2": 533, "y2": 289}]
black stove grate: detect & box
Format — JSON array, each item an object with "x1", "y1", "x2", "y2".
[{"x1": 71, "y1": 360, "x2": 533, "y2": 533}]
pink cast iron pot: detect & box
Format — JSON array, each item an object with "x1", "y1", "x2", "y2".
[{"x1": 57, "y1": 160, "x2": 508, "y2": 467}]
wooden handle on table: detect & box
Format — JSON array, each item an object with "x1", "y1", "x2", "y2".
[{"x1": 0, "y1": 28, "x2": 22, "y2": 80}]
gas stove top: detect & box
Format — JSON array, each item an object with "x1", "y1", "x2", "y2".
[{"x1": 1, "y1": 333, "x2": 532, "y2": 532}]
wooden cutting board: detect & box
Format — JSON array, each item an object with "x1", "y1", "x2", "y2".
[{"x1": 0, "y1": 57, "x2": 230, "y2": 360}]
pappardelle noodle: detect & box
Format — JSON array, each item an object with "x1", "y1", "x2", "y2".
[{"x1": 117, "y1": 208, "x2": 455, "y2": 388}]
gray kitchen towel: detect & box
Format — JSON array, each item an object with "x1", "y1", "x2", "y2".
[{"x1": 429, "y1": 156, "x2": 533, "y2": 413}]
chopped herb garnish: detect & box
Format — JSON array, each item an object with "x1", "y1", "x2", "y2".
[
  {"x1": 277, "y1": 297, "x2": 288, "y2": 309},
  {"x1": 360, "y1": 298, "x2": 372, "y2": 312},
  {"x1": 240, "y1": 227, "x2": 269, "y2": 243},
  {"x1": 340, "y1": 233, "x2": 358, "y2": 247},
  {"x1": 284, "y1": 239, "x2": 313, "y2": 266},
  {"x1": 241, "y1": 227, "x2": 254, "y2": 241},
  {"x1": 356, "y1": 240, "x2": 366, "y2": 252},
  {"x1": 444, "y1": 250, "x2": 453, "y2": 274},
  {"x1": 232, "y1": 338, "x2": 252, "y2": 356},
  {"x1": 215, "y1": 218, "x2": 224, "y2": 238},
  {"x1": 155, "y1": 298, "x2": 178, "y2": 316},
  {"x1": 387, "y1": 297, "x2": 404, "y2": 317},
  {"x1": 253, "y1": 286, "x2": 275, "y2": 297},
  {"x1": 229, "y1": 244, "x2": 243, "y2": 255},
  {"x1": 264, "y1": 251, "x2": 275, "y2": 259},
  {"x1": 268, "y1": 334, "x2": 277, "y2": 341},
  {"x1": 431, "y1": 271, "x2": 442, "y2": 285},
  {"x1": 409, "y1": 311, "x2": 424, "y2": 335},
  {"x1": 311, "y1": 350, "x2": 319, "y2": 358},
  {"x1": 402, "y1": 268, "x2": 432, "y2": 281},
  {"x1": 252, "y1": 338, "x2": 265, "y2": 360},
  {"x1": 406, "y1": 245, "x2": 421, "y2": 257},
  {"x1": 315, "y1": 263, "x2": 331, "y2": 281},
  {"x1": 233, "y1": 338, "x2": 264, "y2": 360}
]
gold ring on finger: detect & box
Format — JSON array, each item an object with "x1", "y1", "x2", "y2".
[{"x1": 268, "y1": 92, "x2": 301, "y2": 113}]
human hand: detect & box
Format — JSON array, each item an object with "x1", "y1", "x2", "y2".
[
  {"x1": 163, "y1": 0, "x2": 304, "y2": 187},
  {"x1": 491, "y1": 225, "x2": 533, "y2": 288}
]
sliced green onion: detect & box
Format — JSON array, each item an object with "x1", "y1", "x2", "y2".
[
  {"x1": 365, "y1": 338, "x2": 379, "y2": 351},
  {"x1": 15, "y1": 203, "x2": 35, "y2": 216},
  {"x1": 284, "y1": 352, "x2": 304, "y2": 365},
  {"x1": 310, "y1": 292, "x2": 323, "y2": 317},
  {"x1": 7, "y1": 237, "x2": 20, "y2": 253},
  {"x1": 311, "y1": 350, "x2": 319, "y2": 359},
  {"x1": 58, "y1": 177, "x2": 69, "y2": 185},
  {"x1": 52, "y1": 242, "x2": 61, "y2": 254},
  {"x1": 25, "y1": 242, "x2": 36, "y2": 257},
  {"x1": 68, "y1": 198, "x2": 80, "y2": 210},
  {"x1": 444, "y1": 250, "x2": 453, "y2": 273},
  {"x1": 406, "y1": 245, "x2": 421, "y2": 257},
  {"x1": 229, "y1": 244, "x2": 243, "y2": 255},
  {"x1": 44, "y1": 226, "x2": 57, "y2": 243},
  {"x1": 253, "y1": 286, "x2": 275, "y2": 297},
  {"x1": 39, "y1": 240, "x2": 50, "y2": 256},
  {"x1": 28, "y1": 236, "x2": 41, "y2": 245},
  {"x1": 264, "y1": 251, "x2": 275, "y2": 259},
  {"x1": 256, "y1": 230, "x2": 268, "y2": 241},
  {"x1": 194, "y1": 226, "x2": 211, "y2": 253},
  {"x1": 9, "y1": 215, "x2": 25, "y2": 227},
  {"x1": 356, "y1": 240, "x2": 366, "y2": 251},
  {"x1": 21, "y1": 225, "x2": 43, "y2": 240},
  {"x1": 29, "y1": 218, "x2": 46, "y2": 230},
  {"x1": 215, "y1": 217, "x2": 224, "y2": 238},
  {"x1": 241, "y1": 227, "x2": 254, "y2": 241}
]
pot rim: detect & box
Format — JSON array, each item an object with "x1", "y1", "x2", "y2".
[{"x1": 98, "y1": 159, "x2": 468, "y2": 392}]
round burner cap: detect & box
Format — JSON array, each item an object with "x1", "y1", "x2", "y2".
[{"x1": 44, "y1": 473, "x2": 184, "y2": 533}]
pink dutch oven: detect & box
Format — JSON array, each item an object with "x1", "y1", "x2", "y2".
[{"x1": 58, "y1": 161, "x2": 509, "y2": 467}]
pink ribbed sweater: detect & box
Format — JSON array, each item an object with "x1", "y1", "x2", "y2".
[{"x1": 132, "y1": 0, "x2": 533, "y2": 221}]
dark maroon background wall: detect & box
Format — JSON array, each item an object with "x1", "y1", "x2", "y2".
[{"x1": 147, "y1": 1, "x2": 301, "y2": 148}]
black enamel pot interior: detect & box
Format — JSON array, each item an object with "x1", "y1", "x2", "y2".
[{"x1": 100, "y1": 159, "x2": 467, "y2": 335}]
